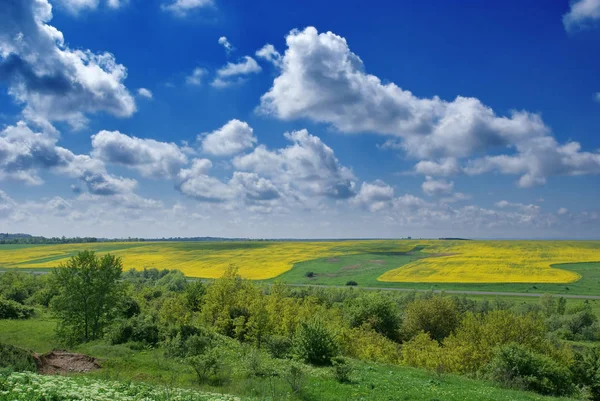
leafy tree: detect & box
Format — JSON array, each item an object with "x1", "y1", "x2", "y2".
[
  {"x1": 347, "y1": 293, "x2": 402, "y2": 341},
  {"x1": 51, "y1": 251, "x2": 124, "y2": 344},
  {"x1": 294, "y1": 318, "x2": 338, "y2": 366},
  {"x1": 402, "y1": 295, "x2": 459, "y2": 342}
]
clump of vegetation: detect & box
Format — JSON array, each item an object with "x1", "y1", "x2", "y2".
[
  {"x1": 0, "y1": 343, "x2": 37, "y2": 372},
  {"x1": 485, "y1": 343, "x2": 574, "y2": 396},
  {"x1": 345, "y1": 280, "x2": 357, "y2": 286},
  {"x1": 294, "y1": 319, "x2": 338, "y2": 366},
  {"x1": 331, "y1": 356, "x2": 352, "y2": 383},
  {"x1": 0, "y1": 298, "x2": 34, "y2": 320}
]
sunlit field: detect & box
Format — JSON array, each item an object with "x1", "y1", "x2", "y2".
[
  {"x1": 2, "y1": 240, "x2": 600, "y2": 283},
  {"x1": 378, "y1": 241, "x2": 600, "y2": 284},
  {"x1": 0, "y1": 241, "x2": 413, "y2": 280}
]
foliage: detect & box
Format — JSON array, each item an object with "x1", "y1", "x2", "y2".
[
  {"x1": 0, "y1": 298, "x2": 34, "y2": 320},
  {"x1": 401, "y1": 331, "x2": 444, "y2": 371},
  {"x1": 345, "y1": 280, "x2": 357, "y2": 286},
  {"x1": 0, "y1": 371, "x2": 242, "y2": 400},
  {"x1": 187, "y1": 347, "x2": 225, "y2": 385},
  {"x1": 331, "y1": 356, "x2": 352, "y2": 383},
  {"x1": 485, "y1": 343, "x2": 574, "y2": 397},
  {"x1": 0, "y1": 344, "x2": 37, "y2": 372},
  {"x1": 294, "y1": 318, "x2": 338, "y2": 366},
  {"x1": 347, "y1": 292, "x2": 402, "y2": 341},
  {"x1": 402, "y1": 295, "x2": 460, "y2": 342},
  {"x1": 265, "y1": 334, "x2": 292, "y2": 359},
  {"x1": 338, "y1": 326, "x2": 401, "y2": 364},
  {"x1": 571, "y1": 346, "x2": 600, "y2": 401},
  {"x1": 51, "y1": 251, "x2": 125, "y2": 344}
]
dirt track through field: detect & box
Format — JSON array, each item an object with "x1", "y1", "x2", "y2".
[{"x1": 283, "y1": 283, "x2": 600, "y2": 299}]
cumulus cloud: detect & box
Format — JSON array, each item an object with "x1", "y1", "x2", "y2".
[
  {"x1": 162, "y1": 0, "x2": 213, "y2": 16},
  {"x1": 256, "y1": 44, "x2": 282, "y2": 67},
  {"x1": 0, "y1": 122, "x2": 137, "y2": 196},
  {"x1": 257, "y1": 27, "x2": 600, "y2": 188},
  {"x1": 91, "y1": 130, "x2": 188, "y2": 178},
  {"x1": 464, "y1": 137, "x2": 600, "y2": 187},
  {"x1": 595, "y1": 92, "x2": 600, "y2": 102},
  {"x1": 137, "y1": 88, "x2": 153, "y2": 99},
  {"x1": 0, "y1": 0, "x2": 136, "y2": 130},
  {"x1": 54, "y1": 0, "x2": 126, "y2": 13},
  {"x1": 233, "y1": 129, "x2": 357, "y2": 200},
  {"x1": 422, "y1": 177, "x2": 454, "y2": 196},
  {"x1": 186, "y1": 68, "x2": 208, "y2": 86},
  {"x1": 218, "y1": 36, "x2": 234, "y2": 53},
  {"x1": 563, "y1": 0, "x2": 600, "y2": 32},
  {"x1": 212, "y1": 56, "x2": 262, "y2": 88},
  {"x1": 351, "y1": 180, "x2": 395, "y2": 212},
  {"x1": 200, "y1": 119, "x2": 257, "y2": 156}
]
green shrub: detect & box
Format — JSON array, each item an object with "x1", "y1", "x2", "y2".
[
  {"x1": 0, "y1": 297, "x2": 34, "y2": 320},
  {"x1": 187, "y1": 348, "x2": 224, "y2": 385},
  {"x1": 345, "y1": 280, "x2": 358, "y2": 286},
  {"x1": 283, "y1": 361, "x2": 305, "y2": 394},
  {"x1": 304, "y1": 271, "x2": 315, "y2": 278},
  {"x1": 294, "y1": 319, "x2": 338, "y2": 366},
  {"x1": 107, "y1": 320, "x2": 134, "y2": 345},
  {"x1": 571, "y1": 347, "x2": 600, "y2": 401},
  {"x1": 348, "y1": 293, "x2": 402, "y2": 341},
  {"x1": 265, "y1": 335, "x2": 292, "y2": 359},
  {"x1": 486, "y1": 343, "x2": 574, "y2": 397},
  {"x1": 331, "y1": 356, "x2": 352, "y2": 383},
  {"x1": 0, "y1": 344, "x2": 37, "y2": 372}
]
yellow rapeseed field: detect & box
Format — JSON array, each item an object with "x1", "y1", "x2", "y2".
[
  {"x1": 378, "y1": 240, "x2": 600, "y2": 284},
  {"x1": 3, "y1": 240, "x2": 599, "y2": 283},
  {"x1": 0, "y1": 241, "x2": 413, "y2": 280}
]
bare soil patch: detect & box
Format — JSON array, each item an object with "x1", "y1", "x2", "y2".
[
  {"x1": 327, "y1": 257, "x2": 341, "y2": 263},
  {"x1": 341, "y1": 264, "x2": 361, "y2": 271},
  {"x1": 35, "y1": 350, "x2": 101, "y2": 374}
]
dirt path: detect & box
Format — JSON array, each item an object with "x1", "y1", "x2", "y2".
[{"x1": 283, "y1": 283, "x2": 600, "y2": 300}]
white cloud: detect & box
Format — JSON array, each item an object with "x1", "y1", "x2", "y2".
[
  {"x1": 218, "y1": 36, "x2": 234, "y2": 53},
  {"x1": 233, "y1": 129, "x2": 357, "y2": 200},
  {"x1": 256, "y1": 44, "x2": 282, "y2": 67},
  {"x1": 0, "y1": 122, "x2": 138, "y2": 196},
  {"x1": 352, "y1": 180, "x2": 394, "y2": 212},
  {"x1": 558, "y1": 207, "x2": 569, "y2": 215},
  {"x1": 595, "y1": 92, "x2": 600, "y2": 102},
  {"x1": 186, "y1": 68, "x2": 208, "y2": 86},
  {"x1": 495, "y1": 200, "x2": 540, "y2": 213},
  {"x1": 137, "y1": 88, "x2": 153, "y2": 99},
  {"x1": 464, "y1": 137, "x2": 600, "y2": 187},
  {"x1": 413, "y1": 158, "x2": 462, "y2": 176},
  {"x1": 212, "y1": 56, "x2": 262, "y2": 88},
  {"x1": 422, "y1": 177, "x2": 454, "y2": 196},
  {"x1": 257, "y1": 27, "x2": 600, "y2": 188},
  {"x1": 0, "y1": 0, "x2": 136, "y2": 130},
  {"x1": 91, "y1": 130, "x2": 188, "y2": 178},
  {"x1": 53, "y1": 0, "x2": 126, "y2": 13},
  {"x1": 200, "y1": 119, "x2": 257, "y2": 156},
  {"x1": 563, "y1": 0, "x2": 600, "y2": 32},
  {"x1": 162, "y1": 0, "x2": 213, "y2": 17},
  {"x1": 259, "y1": 27, "x2": 548, "y2": 160}
]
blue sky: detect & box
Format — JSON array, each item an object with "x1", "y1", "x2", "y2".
[{"x1": 0, "y1": 0, "x2": 599, "y2": 239}]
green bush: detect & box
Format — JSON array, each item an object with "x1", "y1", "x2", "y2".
[
  {"x1": 294, "y1": 319, "x2": 338, "y2": 366},
  {"x1": 486, "y1": 343, "x2": 574, "y2": 397},
  {"x1": 187, "y1": 348, "x2": 224, "y2": 385},
  {"x1": 345, "y1": 280, "x2": 358, "y2": 286},
  {"x1": 265, "y1": 334, "x2": 292, "y2": 359},
  {"x1": 571, "y1": 347, "x2": 600, "y2": 401},
  {"x1": 0, "y1": 297, "x2": 34, "y2": 320},
  {"x1": 348, "y1": 293, "x2": 401, "y2": 341},
  {"x1": 107, "y1": 315, "x2": 159, "y2": 346},
  {"x1": 331, "y1": 356, "x2": 352, "y2": 383},
  {"x1": 0, "y1": 344, "x2": 37, "y2": 372}
]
